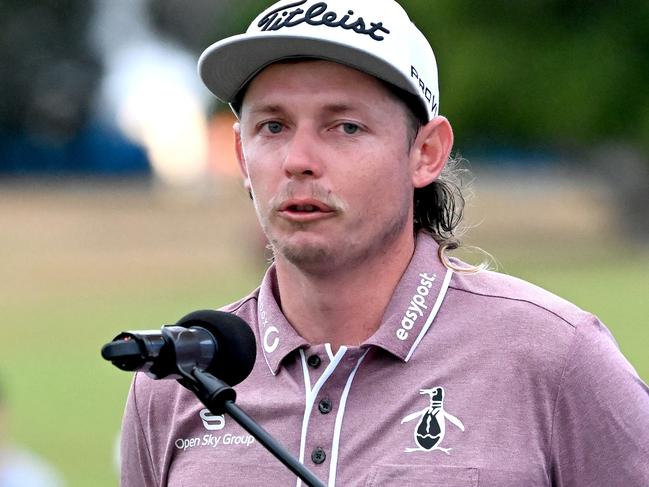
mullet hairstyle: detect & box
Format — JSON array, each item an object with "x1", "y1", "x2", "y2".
[{"x1": 383, "y1": 83, "x2": 487, "y2": 273}]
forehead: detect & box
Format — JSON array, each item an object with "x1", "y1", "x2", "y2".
[{"x1": 240, "y1": 60, "x2": 397, "y2": 111}]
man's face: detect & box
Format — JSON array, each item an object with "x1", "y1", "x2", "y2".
[{"x1": 236, "y1": 60, "x2": 418, "y2": 273}]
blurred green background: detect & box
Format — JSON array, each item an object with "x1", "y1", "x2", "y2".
[{"x1": 1, "y1": 1, "x2": 648, "y2": 486}]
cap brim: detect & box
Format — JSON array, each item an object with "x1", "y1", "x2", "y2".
[{"x1": 198, "y1": 33, "x2": 416, "y2": 105}]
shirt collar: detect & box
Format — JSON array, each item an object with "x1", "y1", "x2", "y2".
[
  {"x1": 256, "y1": 232, "x2": 453, "y2": 374},
  {"x1": 257, "y1": 265, "x2": 309, "y2": 375},
  {"x1": 364, "y1": 232, "x2": 453, "y2": 362}
]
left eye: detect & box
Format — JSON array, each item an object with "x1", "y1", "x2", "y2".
[{"x1": 341, "y1": 123, "x2": 359, "y2": 135}]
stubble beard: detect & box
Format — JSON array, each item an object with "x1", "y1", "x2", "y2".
[{"x1": 267, "y1": 201, "x2": 412, "y2": 276}]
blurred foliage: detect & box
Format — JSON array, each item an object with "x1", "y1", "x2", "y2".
[
  {"x1": 0, "y1": 0, "x2": 101, "y2": 137},
  {"x1": 187, "y1": 0, "x2": 649, "y2": 155},
  {"x1": 0, "y1": 1, "x2": 153, "y2": 175},
  {"x1": 401, "y1": 0, "x2": 649, "y2": 154}
]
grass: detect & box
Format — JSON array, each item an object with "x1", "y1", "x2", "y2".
[{"x1": 1, "y1": 182, "x2": 647, "y2": 486}]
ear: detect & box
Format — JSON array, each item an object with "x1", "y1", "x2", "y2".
[
  {"x1": 410, "y1": 116, "x2": 454, "y2": 189},
  {"x1": 234, "y1": 122, "x2": 251, "y2": 191}
]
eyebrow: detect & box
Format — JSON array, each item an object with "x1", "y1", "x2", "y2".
[
  {"x1": 321, "y1": 103, "x2": 365, "y2": 115},
  {"x1": 246, "y1": 104, "x2": 284, "y2": 116},
  {"x1": 246, "y1": 102, "x2": 367, "y2": 117}
]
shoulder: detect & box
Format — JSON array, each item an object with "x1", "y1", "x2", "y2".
[
  {"x1": 442, "y1": 268, "x2": 614, "y2": 375},
  {"x1": 219, "y1": 287, "x2": 260, "y2": 322},
  {"x1": 448, "y1": 267, "x2": 592, "y2": 332},
  {"x1": 442, "y1": 267, "x2": 649, "y2": 402},
  {"x1": 446, "y1": 267, "x2": 646, "y2": 387}
]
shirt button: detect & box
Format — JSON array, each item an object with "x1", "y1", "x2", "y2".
[
  {"x1": 318, "y1": 398, "x2": 332, "y2": 414},
  {"x1": 307, "y1": 354, "x2": 321, "y2": 368},
  {"x1": 311, "y1": 447, "x2": 326, "y2": 464}
]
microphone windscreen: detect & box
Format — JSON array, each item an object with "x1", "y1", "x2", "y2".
[{"x1": 176, "y1": 310, "x2": 257, "y2": 386}]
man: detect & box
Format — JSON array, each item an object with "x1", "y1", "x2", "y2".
[{"x1": 120, "y1": 1, "x2": 649, "y2": 485}]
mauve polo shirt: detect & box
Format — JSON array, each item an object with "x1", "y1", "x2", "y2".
[{"x1": 120, "y1": 233, "x2": 649, "y2": 486}]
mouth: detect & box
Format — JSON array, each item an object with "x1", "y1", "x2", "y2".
[{"x1": 277, "y1": 199, "x2": 336, "y2": 222}]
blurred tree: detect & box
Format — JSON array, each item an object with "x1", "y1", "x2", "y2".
[
  {"x1": 149, "y1": 0, "x2": 269, "y2": 51},
  {"x1": 0, "y1": 1, "x2": 100, "y2": 138},
  {"x1": 148, "y1": 0, "x2": 268, "y2": 118},
  {"x1": 401, "y1": 0, "x2": 649, "y2": 155},
  {"x1": 0, "y1": 0, "x2": 149, "y2": 175}
]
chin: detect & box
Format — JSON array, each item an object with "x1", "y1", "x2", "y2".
[
  {"x1": 267, "y1": 230, "x2": 339, "y2": 269},
  {"x1": 278, "y1": 241, "x2": 334, "y2": 270}
]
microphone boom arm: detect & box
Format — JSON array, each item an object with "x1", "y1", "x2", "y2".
[{"x1": 187, "y1": 368, "x2": 326, "y2": 487}]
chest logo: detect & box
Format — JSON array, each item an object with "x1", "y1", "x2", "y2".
[
  {"x1": 200, "y1": 409, "x2": 226, "y2": 431},
  {"x1": 401, "y1": 387, "x2": 465, "y2": 454}
]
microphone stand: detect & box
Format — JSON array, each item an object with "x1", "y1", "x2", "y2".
[{"x1": 181, "y1": 368, "x2": 326, "y2": 487}]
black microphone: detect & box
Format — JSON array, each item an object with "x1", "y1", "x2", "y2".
[
  {"x1": 102, "y1": 310, "x2": 325, "y2": 487},
  {"x1": 101, "y1": 310, "x2": 256, "y2": 387}
]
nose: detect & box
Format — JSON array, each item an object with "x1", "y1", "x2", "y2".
[{"x1": 282, "y1": 126, "x2": 323, "y2": 179}]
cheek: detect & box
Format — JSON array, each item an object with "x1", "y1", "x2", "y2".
[
  {"x1": 243, "y1": 149, "x2": 277, "y2": 188},
  {"x1": 343, "y1": 167, "x2": 411, "y2": 214},
  {"x1": 240, "y1": 157, "x2": 269, "y2": 202},
  {"x1": 348, "y1": 151, "x2": 411, "y2": 193}
]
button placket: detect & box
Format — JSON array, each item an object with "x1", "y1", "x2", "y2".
[{"x1": 301, "y1": 348, "x2": 365, "y2": 478}]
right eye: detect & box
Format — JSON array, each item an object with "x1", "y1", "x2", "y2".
[{"x1": 263, "y1": 121, "x2": 283, "y2": 134}]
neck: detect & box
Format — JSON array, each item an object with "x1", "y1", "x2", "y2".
[{"x1": 274, "y1": 232, "x2": 416, "y2": 351}]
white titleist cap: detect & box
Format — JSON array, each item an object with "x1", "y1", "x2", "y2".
[{"x1": 198, "y1": 0, "x2": 439, "y2": 121}]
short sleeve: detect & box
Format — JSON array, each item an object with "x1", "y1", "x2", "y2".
[
  {"x1": 550, "y1": 315, "x2": 649, "y2": 486},
  {"x1": 120, "y1": 373, "x2": 159, "y2": 487}
]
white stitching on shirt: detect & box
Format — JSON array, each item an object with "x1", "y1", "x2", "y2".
[
  {"x1": 299, "y1": 349, "x2": 312, "y2": 394},
  {"x1": 404, "y1": 268, "x2": 453, "y2": 362},
  {"x1": 325, "y1": 343, "x2": 335, "y2": 361},
  {"x1": 328, "y1": 349, "x2": 369, "y2": 487}
]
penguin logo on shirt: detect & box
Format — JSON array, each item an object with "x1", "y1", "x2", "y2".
[{"x1": 401, "y1": 387, "x2": 465, "y2": 454}]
